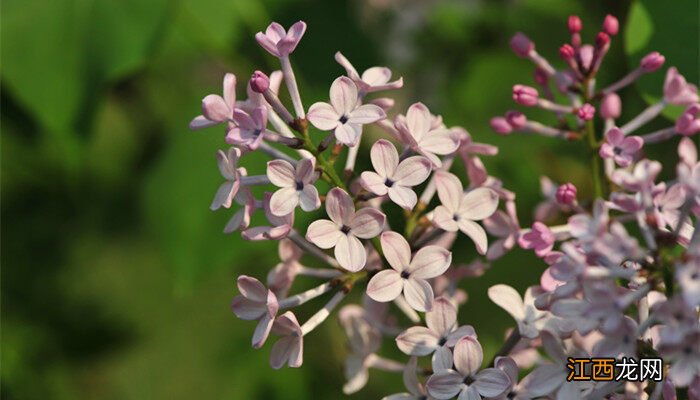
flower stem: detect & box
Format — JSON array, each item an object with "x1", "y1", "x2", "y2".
[{"x1": 487, "y1": 328, "x2": 521, "y2": 367}]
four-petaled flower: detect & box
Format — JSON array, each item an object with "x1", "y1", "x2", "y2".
[
  {"x1": 267, "y1": 158, "x2": 321, "y2": 216},
  {"x1": 231, "y1": 275, "x2": 279, "y2": 349},
  {"x1": 269, "y1": 311, "x2": 303, "y2": 369},
  {"x1": 394, "y1": 103, "x2": 460, "y2": 167},
  {"x1": 518, "y1": 221, "x2": 555, "y2": 257},
  {"x1": 335, "y1": 52, "x2": 404, "y2": 94},
  {"x1": 190, "y1": 73, "x2": 237, "y2": 130},
  {"x1": 307, "y1": 76, "x2": 386, "y2": 146},
  {"x1": 360, "y1": 139, "x2": 432, "y2": 209},
  {"x1": 255, "y1": 21, "x2": 307, "y2": 58},
  {"x1": 599, "y1": 127, "x2": 643, "y2": 167},
  {"x1": 227, "y1": 106, "x2": 269, "y2": 150},
  {"x1": 306, "y1": 188, "x2": 386, "y2": 271},
  {"x1": 433, "y1": 171, "x2": 499, "y2": 254},
  {"x1": 211, "y1": 147, "x2": 246, "y2": 210},
  {"x1": 366, "y1": 231, "x2": 452, "y2": 312}
]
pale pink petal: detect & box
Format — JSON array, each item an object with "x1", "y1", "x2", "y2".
[
  {"x1": 361, "y1": 67, "x2": 391, "y2": 85},
  {"x1": 330, "y1": 76, "x2": 359, "y2": 115},
  {"x1": 334, "y1": 123, "x2": 361, "y2": 146},
  {"x1": 252, "y1": 313, "x2": 274, "y2": 348},
  {"x1": 233, "y1": 108, "x2": 257, "y2": 131},
  {"x1": 202, "y1": 94, "x2": 230, "y2": 122},
  {"x1": 349, "y1": 208, "x2": 385, "y2": 238},
  {"x1": 487, "y1": 284, "x2": 525, "y2": 321},
  {"x1": 388, "y1": 186, "x2": 418, "y2": 210},
  {"x1": 380, "y1": 231, "x2": 411, "y2": 272},
  {"x1": 606, "y1": 127, "x2": 624, "y2": 145},
  {"x1": 426, "y1": 297, "x2": 457, "y2": 337},
  {"x1": 237, "y1": 275, "x2": 268, "y2": 301},
  {"x1": 403, "y1": 356, "x2": 424, "y2": 396},
  {"x1": 334, "y1": 51, "x2": 360, "y2": 80},
  {"x1": 435, "y1": 172, "x2": 463, "y2": 212},
  {"x1": 446, "y1": 326, "x2": 477, "y2": 346},
  {"x1": 296, "y1": 158, "x2": 316, "y2": 183},
  {"x1": 278, "y1": 21, "x2": 306, "y2": 55},
  {"x1": 348, "y1": 104, "x2": 385, "y2": 124},
  {"x1": 540, "y1": 331, "x2": 567, "y2": 364},
  {"x1": 287, "y1": 337, "x2": 303, "y2": 368},
  {"x1": 223, "y1": 73, "x2": 236, "y2": 107},
  {"x1": 495, "y1": 356, "x2": 519, "y2": 384},
  {"x1": 396, "y1": 326, "x2": 440, "y2": 355},
  {"x1": 453, "y1": 336, "x2": 483, "y2": 377},
  {"x1": 189, "y1": 115, "x2": 219, "y2": 130},
  {"x1": 267, "y1": 159, "x2": 296, "y2": 187},
  {"x1": 271, "y1": 311, "x2": 301, "y2": 335},
  {"x1": 335, "y1": 235, "x2": 367, "y2": 272},
  {"x1": 255, "y1": 32, "x2": 280, "y2": 57},
  {"x1": 433, "y1": 205, "x2": 459, "y2": 232},
  {"x1": 404, "y1": 278, "x2": 435, "y2": 312},
  {"x1": 326, "y1": 188, "x2": 355, "y2": 225},
  {"x1": 406, "y1": 103, "x2": 432, "y2": 141},
  {"x1": 270, "y1": 187, "x2": 300, "y2": 216},
  {"x1": 620, "y1": 136, "x2": 643, "y2": 153},
  {"x1": 360, "y1": 171, "x2": 389, "y2": 195},
  {"x1": 420, "y1": 130, "x2": 459, "y2": 155},
  {"x1": 270, "y1": 336, "x2": 295, "y2": 369},
  {"x1": 218, "y1": 148, "x2": 238, "y2": 178},
  {"x1": 393, "y1": 156, "x2": 432, "y2": 186},
  {"x1": 432, "y1": 346, "x2": 454, "y2": 373},
  {"x1": 459, "y1": 385, "x2": 481, "y2": 400},
  {"x1": 307, "y1": 102, "x2": 340, "y2": 131},
  {"x1": 298, "y1": 185, "x2": 320, "y2": 212},
  {"x1": 457, "y1": 219, "x2": 488, "y2": 255},
  {"x1": 458, "y1": 188, "x2": 499, "y2": 220},
  {"x1": 520, "y1": 364, "x2": 563, "y2": 396},
  {"x1": 306, "y1": 220, "x2": 342, "y2": 249},
  {"x1": 366, "y1": 270, "x2": 403, "y2": 302},
  {"x1": 343, "y1": 355, "x2": 369, "y2": 394},
  {"x1": 231, "y1": 297, "x2": 266, "y2": 320},
  {"x1": 409, "y1": 246, "x2": 451, "y2": 279},
  {"x1": 265, "y1": 22, "x2": 286, "y2": 42},
  {"x1": 370, "y1": 139, "x2": 399, "y2": 178},
  {"x1": 426, "y1": 370, "x2": 464, "y2": 399},
  {"x1": 474, "y1": 368, "x2": 510, "y2": 398},
  {"x1": 211, "y1": 181, "x2": 236, "y2": 210},
  {"x1": 598, "y1": 143, "x2": 615, "y2": 159}
]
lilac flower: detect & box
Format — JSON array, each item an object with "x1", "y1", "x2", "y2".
[
  {"x1": 577, "y1": 103, "x2": 596, "y2": 120},
  {"x1": 339, "y1": 304, "x2": 382, "y2": 394},
  {"x1": 600, "y1": 93, "x2": 622, "y2": 119},
  {"x1": 366, "y1": 231, "x2": 452, "y2": 312},
  {"x1": 231, "y1": 275, "x2": 279, "y2": 349},
  {"x1": 433, "y1": 171, "x2": 499, "y2": 254},
  {"x1": 269, "y1": 311, "x2": 303, "y2": 369},
  {"x1": 382, "y1": 357, "x2": 433, "y2": 400},
  {"x1": 592, "y1": 316, "x2": 638, "y2": 358},
  {"x1": 652, "y1": 183, "x2": 685, "y2": 229},
  {"x1": 335, "y1": 52, "x2": 404, "y2": 94},
  {"x1": 242, "y1": 193, "x2": 294, "y2": 241},
  {"x1": 676, "y1": 255, "x2": 700, "y2": 307},
  {"x1": 226, "y1": 106, "x2": 269, "y2": 149},
  {"x1": 518, "y1": 222, "x2": 555, "y2": 257},
  {"x1": 512, "y1": 85, "x2": 539, "y2": 106},
  {"x1": 535, "y1": 176, "x2": 562, "y2": 222},
  {"x1": 307, "y1": 76, "x2": 386, "y2": 146},
  {"x1": 396, "y1": 297, "x2": 476, "y2": 356},
  {"x1": 255, "y1": 21, "x2": 306, "y2": 58},
  {"x1": 394, "y1": 103, "x2": 460, "y2": 167},
  {"x1": 483, "y1": 201, "x2": 520, "y2": 260},
  {"x1": 211, "y1": 147, "x2": 245, "y2": 210},
  {"x1": 360, "y1": 139, "x2": 432, "y2": 209},
  {"x1": 490, "y1": 357, "x2": 531, "y2": 400},
  {"x1": 267, "y1": 239, "x2": 304, "y2": 298},
  {"x1": 267, "y1": 158, "x2": 320, "y2": 216},
  {"x1": 190, "y1": 73, "x2": 236, "y2": 130},
  {"x1": 676, "y1": 103, "x2": 700, "y2": 136},
  {"x1": 488, "y1": 285, "x2": 554, "y2": 339},
  {"x1": 658, "y1": 330, "x2": 700, "y2": 387},
  {"x1": 555, "y1": 182, "x2": 577, "y2": 205},
  {"x1": 664, "y1": 67, "x2": 699, "y2": 106},
  {"x1": 599, "y1": 127, "x2": 643, "y2": 167},
  {"x1": 454, "y1": 128, "x2": 498, "y2": 187},
  {"x1": 306, "y1": 188, "x2": 385, "y2": 271},
  {"x1": 611, "y1": 159, "x2": 662, "y2": 192},
  {"x1": 640, "y1": 51, "x2": 666, "y2": 72},
  {"x1": 425, "y1": 336, "x2": 510, "y2": 400}
]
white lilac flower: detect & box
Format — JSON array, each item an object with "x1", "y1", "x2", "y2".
[
  {"x1": 394, "y1": 103, "x2": 460, "y2": 167},
  {"x1": 267, "y1": 158, "x2": 321, "y2": 216}
]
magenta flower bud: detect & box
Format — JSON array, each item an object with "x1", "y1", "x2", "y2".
[
  {"x1": 600, "y1": 93, "x2": 621, "y2": 119},
  {"x1": 250, "y1": 70, "x2": 270, "y2": 93},
  {"x1": 559, "y1": 44, "x2": 575, "y2": 60},
  {"x1": 595, "y1": 32, "x2": 610, "y2": 49},
  {"x1": 602, "y1": 15, "x2": 619, "y2": 36},
  {"x1": 577, "y1": 103, "x2": 595, "y2": 120},
  {"x1": 510, "y1": 32, "x2": 534, "y2": 58},
  {"x1": 490, "y1": 117, "x2": 513, "y2": 135},
  {"x1": 555, "y1": 183, "x2": 577, "y2": 205},
  {"x1": 675, "y1": 103, "x2": 700, "y2": 136},
  {"x1": 512, "y1": 85, "x2": 539, "y2": 106},
  {"x1": 568, "y1": 15, "x2": 582, "y2": 33},
  {"x1": 505, "y1": 110, "x2": 527, "y2": 130},
  {"x1": 640, "y1": 51, "x2": 665, "y2": 72},
  {"x1": 533, "y1": 68, "x2": 549, "y2": 85}
]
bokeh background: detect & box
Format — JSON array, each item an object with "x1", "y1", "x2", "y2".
[{"x1": 2, "y1": 0, "x2": 698, "y2": 398}]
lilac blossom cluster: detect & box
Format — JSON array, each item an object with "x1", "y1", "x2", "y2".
[{"x1": 190, "y1": 16, "x2": 700, "y2": 400}]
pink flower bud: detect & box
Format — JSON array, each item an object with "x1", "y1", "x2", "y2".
[
  {"x1": 490, "y1": 117, "x2": 513, "y2": 135},
  {"x1": 559, "y1": 44, "x2": 575, "y2": 60},
  {"x1": 640, "y1": 51, "x2": 665, "y2": 72},
  {"x1": 579, "y1": 45, "x2": 594, "y2": 71},
  {"x1": 533, "y1": 68, "x2": 549, "y2": 85},
  {"x1": 577, "y1": 103, "x2": 595, "y2": 120},
  {"x1": 512, "y1": 85, "x2": 539, "y2": 106},
  {"x1": 602, "y1": 15, "x2": 619, "y2": 36},
  {"x1": 506, "y1": 110, "x2": 527, "y2": 130},
  {"x1": 676, "y1": 103, "x2": 700, "y2": 136},
  {"x1": 250, "y1": 70, "x2": 270, "y2": 93},
  {"x1": 600, "y1": 93, "x2": 621, "y2": 119},
  {"x1": 510, "y1": 32, "x2": 534, "y2": 58},
  {"x1": 595, "y1": 32, "x2": 610, "y2": 49},
  {"x1": 568, "y1": 15, "x2": 582, "y2": 33},
  {"x1": 555, "y1": 183, "x2": 577, "y2": 205}
]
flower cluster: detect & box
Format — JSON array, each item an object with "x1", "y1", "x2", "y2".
[{"x1": 191, "y1": 16, "x2": 700, "y2": 400}]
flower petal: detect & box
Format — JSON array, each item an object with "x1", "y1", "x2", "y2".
[
  {"x1": 388, "y1": 186, "x2": 418, "y2": 210},
  {"x1": 396, "y1": 326, "x2": 440, "y2": 356},
  {"x1": 334, "y1": 123, "x2": 361, "y2": 146},
  {"x1": 210, "y1": 181, "x2": 236, "y2": 210},
  {"x1": 298, "y1": 185, "x2": 320, "y2": 212},
  {"x1": 458, "y1": 188, "x2": 499, "y2": 220},
  {"x1": 267, "y1": 159, "x2": 296, "y2": 187},
  {"x1": 350, "y1": 208, "x2": 386, "y2": 239},
  {"x1": 393, "y1": 156, "x2": 432, "y2": 186},
  {"x1": 237, "y1": 275, "x2": 268, "y2": 301},
  {"x1": 435, "y1": 171, "x2": 463, "y2": 212},
  {"x1": 296, "y1": 158, "x2": 316, "y2": 183},
  {"x1": 202, "y1": 94, "x2": 230, "y2": 122},
  {"x1": 189, "y1": 115, "x2": 219, "y2": 130},
  {"x1": 432, "y1": 346, "x2": 454, "y2": 373},
  {"x1": 270, "y1": 187, "x2": 299, "y2": 216},
  {"x1": 366, "y1": 270, "x2": 403, "y2": 302},
  {"x1": 433, "y1": 205, "x2": 459, "y2": 232},
  {"x1": 520, "y1": 364, "x2": 563, "y2": 397},
  {"x1": 426, "y1": 297, "x2": 457, "y2": 337},
  {"x1": 426, "y1": 370, "x2": 464, "y2": 400},
  {"x1": 380, "y1": 231, "x2": 411, "y2": 272},
  {"x1": 330, "y1": 76, "x2": 359, "y2": 115},
  {"x1": 361, "y1": 67, "x2": 391, "y2": 85},
  {"x1": 406, "y1": 103, "x2": 431, "y2": 142},
  {"x1": 307, "y1": 102, "x2": 340, "y2": 131},
  {"x1": 348, "y1": 104, "x2": 385, "y2": 124},
  {"x1": 326, "y1": 188, "x2": 355, "y2": 225},
  {"x1": 306, "y1": 219, "x2": 342, "y2": 249},
  {"x1": 370, "y1": 139, "x2": 399, "y2": 178},
  {"x1": 404, "y1": 278, "x2": 435, "y2": 312},
  {"x1": 420, "y1": 129, "x2": 459, "y2": 155},
  {"x1": 252, "y1": 313, "x2": 274, "y2": 349},
  {"x1": 457, "y1": 219, "x2": 488, "y2": 255},
  {"x1": 409, "y1": 246, "x2": 451, "y2": 279},
  {"x1": 453, "y1": 336, "x2": 483, "y2": 377},
  {"x1": 270, "y1": 336, "x2": 295, "y2": 369},
  {"x1": 474, "y1": 368, "x2": 510, "y2": 398},
  {"x1": 231, "y1": 296, "x2": 266, "y2": 320},
  {"x1": 335, "y1": 235, "x2": 367, "y2": 272},
  {"x1": 360, "y1": 171, "x2": 389, "y2": 196},
  {"x1": 487, "y1": 284, "x2": 526, "y2": 322}
]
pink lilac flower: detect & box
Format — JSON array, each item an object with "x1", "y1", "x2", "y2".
[
  {"x1": 518, "y1": 222, "x2": 555, "y2": 257},
  {"x1": 432, "y1": 171, "x2": 499, "y2": 254},
  {"x1": 366, "y1": 231, "x2": 452, "y2": 312},
  {"x1": 490, "y1": 116, "x2": 513, "y2": 135},
  {"x1": 599, "y1": 127, "x2": 643, "y2": 167},
  {"x1": 242, "y1": 193, "x2": 294, "y2": 241},
  {"x1": 652, "y1": 183, "x2": 685, "y2": 229},
  {"x1": 483, "y1": 201, "x2": 520, "y2": 260},
  {"x1": 269, "y1": 311, "x2": 303, "y2": 369},
  {"x1": 676, "y1": 103, "x2": 700, "y2": 136},
  {"x1": 334, "y1": 52, "x2": 403, "y2": 94},
  {"x1": 267, "y1": 158, "x2": 320, "y2": 216},
  {"x1": 394, "y1": 103, "x2": 460, "y2": 167},
  {"x1": 490, "y1": 356, "x2": 533, "y2": 400},
  {"x1": 231, "y1": 275, "x2": 279, "y2": 349},
  {"x1": 305, "y1": 188, "x2": 385, "y2": 271},
  {"x1": 266, "y1": 239, "x2": 304, "y2": 298},
  {"x1": 224, "y1": 189, "x2": 257, "y2": 234},
  {"x1": 425, "y1": 336, "x2": 510, "y2": 400},
  {"x1": 577, "y1": 103, "x2": 596, "y2": 120},
  {"x1": 395, "y1": 297, "x2": 476, "y2": 356},
  {"x1": 360, "y1": 139, "x2": 432, "y2": 209},
  {"x1": 211, "y1": 147, "x2": 245, "y2": 210},
  {"x1": 611, "y1": 159, "x2": 662, "y2": 192},
  {"x1": 307, "y1": 76, "x2": 386, "y2": 146},
  {"x1": 600, "y1": 93, "x2": 621, "y2": 119},
  {"x1": 664, "y1": 67, "x2": 699, "y2": 106},
  {"x1": 488, "y1": 285, "x2": 556, "y2": 339},
  {"x1": 190, "y1": 73, "x2": 236, "y2": 129},
  {"x1": 555, "y1": 182, "x2": 577, "y2": 205},
  {"x1": 512, "y1": 85, "x2": 538, "y2": 106},
  {"x1": 640, "y1": 51, "x2": 665, "y2": 72},
  {"x1": 255, "y1": 21, "x2": 306, "y2": 58},
  {"x1": 226, "y1": 106, "x2": 269, "y2": 149},
  {"x1": 454, "y1": 128, "x2": 498, "y2": 187}
]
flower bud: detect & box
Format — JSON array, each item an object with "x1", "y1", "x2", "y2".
[
  {"x1": 579, "y1": 45, "x2": 594, "y2": 71},
  {"x1": 602, "y1": 15, "x2": 619, "y2": 36},
  {"x1": 250, "y1": 70, "x2": 270, "y2": 93},
  {"x1": 640, "y1": 52, "x2": 665, "y2": 72},
  {"x1": 559, "y1": 44, "x2": 575, "y2": 60},
  {"x1": 510, "y1": 32, "x2": 534, "y2": 58},
  {"x1": 512, "y1": 85, "x2": 539, "y2": 106},
  {"x1": 556, "y1": 183, "x2": 577, "y2": 205},
  {"x1": 533, "y1": 68, "x2": 549, "y2": 86},
  {"x1": 595, "y1": 32, "x2": 610, "y2": 49},
  {"x1": 577, "y1": 103, "x2": 595, "y2": 121},
  {"x1": 675, "y1": 103, "x2": 700, "y2": 136},
  {"x1": 490, "y1": 117, "x2": 513, "y2": 135},
  {"x1": 505, "y1": 110, "x2": 527, "y2": 130},
  {"x1": 600, "y1": 93, "x2": 621, "y2": 119},
  {"x1": 568, "y1": 16, "x2": 582, "y2": 33}
]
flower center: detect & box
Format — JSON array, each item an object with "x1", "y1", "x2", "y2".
[
  {"x1": 463, "y1": 375, "x2": 475, "y2": 385},
  {"x1": 295, "y1": 181, "x2": 304, "y2": 191},
  {"x1": 438, "y1": 337, "x2": 447, "y2": 346},
  {"x1": 452, "y1": 214, "x2": 460, "y2": 222},
  {"x1": 340, "y1": 225, "x2": 351, "y2": 234},
  {"x1": 253, "y1": 128, "x2": 263, "y2": 137},
  {"x1": 400, "y1": 271, "x2": 410, "y2": 279},
  {"x1": 339, "y1": 115, "x2": 349, "y2": 124},
  {"x1": 384, "y1": 178, "x2": 395, "y2": 187},
  {"x1": 613, "y1": 146, "x2": 623, "y2": 155},
  {"x1": 507, "y1": 391, "x2": 517, "y2": 399}
]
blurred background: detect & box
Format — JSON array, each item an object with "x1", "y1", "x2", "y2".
[{"x1": 2, "y1": 0, "x2": 697, "y2": 398}]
